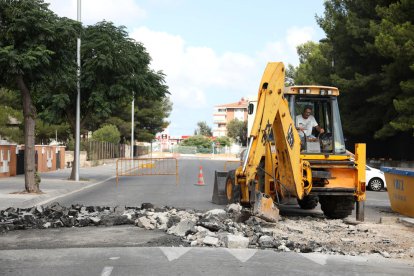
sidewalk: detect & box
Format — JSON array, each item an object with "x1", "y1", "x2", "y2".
[{"x1": 0, "y1": 164, "x2": 117, "y2": 210}]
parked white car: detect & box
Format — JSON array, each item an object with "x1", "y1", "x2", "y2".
[{"x1": 366, "y1": 165, "x2": 387, "y2": 191}]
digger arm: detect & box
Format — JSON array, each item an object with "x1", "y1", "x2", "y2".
[{"x1": 241, "y1": 62, "x2": 305, "y2": 200}]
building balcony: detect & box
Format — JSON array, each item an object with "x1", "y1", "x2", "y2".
[{"x1": 213, "y1": 119, "x2": 226, "y2": 124}]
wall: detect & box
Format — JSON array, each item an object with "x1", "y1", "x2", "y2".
[
  {"x1": 0, "y1": 144, "x2": 17, "y2": 178},
  {"x1": 65, "y1": 151, "x2": 88, "y2": 167},
  {"x1": 34, "y1": 145, "x2": 66, "y2": 172}
]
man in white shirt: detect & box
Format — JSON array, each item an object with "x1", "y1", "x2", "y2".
[{"x1": 296, "y1": 105, "x2": 324, "y2": 138}]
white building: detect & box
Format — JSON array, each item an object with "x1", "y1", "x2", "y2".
[{"x1": 212, "y1": 98, "x2": 248, "y2": 137}]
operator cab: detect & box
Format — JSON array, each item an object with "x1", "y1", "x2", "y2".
[{"x1": 285, "y1": 86, "x2": 346, "y2": 155}]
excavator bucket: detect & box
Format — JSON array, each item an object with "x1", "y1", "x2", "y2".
[
  {"x1": 212, "y1": 171, "x2": 229, "y2": 205},
  {"x1": 253, "y1": 192, "x2": 279, "y2": 222}
]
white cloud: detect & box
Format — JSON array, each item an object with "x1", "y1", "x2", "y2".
[
  {"x1": 46, "y1": 0, "x2": 146, "y2": 25},
  {"x1": 173, "y1": 87, "x2": 207, "y2": 107},
  {"x1": 133, "y1": 27, "x2": 185, "y2": 79},
  {"x1": 131, "y1": 27, "x2": 258, "y2": 110},
  {"x1": 131, "y1": 25, "x2": 317, "y2": 115},
  {"x1": 257, "y1": 41, "x2": 285, "y2": 62},
  {"x1": 256, "y1": 26, "x2": 316, "y2": 66},
  {"x1": 286, "y1": 26, "x2": 315, "y2": 50}
]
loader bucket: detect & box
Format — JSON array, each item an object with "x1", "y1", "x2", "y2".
[
  {"x1": 253, "y1": 192, "x2": 279, "y2": 222},
  {"x1": 212, "y1": 171, "x2": 229, "y2": 205}
]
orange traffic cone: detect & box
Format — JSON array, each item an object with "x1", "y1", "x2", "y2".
[{"x1": 196, "y1": 166, "x2": 205, "y2": 186}]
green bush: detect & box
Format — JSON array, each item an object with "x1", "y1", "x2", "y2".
[
  {"x1": 92, "y1": 124, "x2": 121, "y2": 144},
  {"x1": 66, "y1": 137, "x2": 88, "y2": 151},
  {"x1": 181, "y1": 135, "x2": 212, "y2": 152},
  {"x1": 215, "y1": 136, "x2": 231, "y2": 147},
  {"x1": 197, "y1": 146, "x2": 212, "y2": 154},
  {"x1": 172, "y1": 146, "x2": 197, "y2": 154}
]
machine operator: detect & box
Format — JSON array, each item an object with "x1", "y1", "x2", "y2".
[{"x1": 296, "y1": 105, "x2": 324, "y2": 139}]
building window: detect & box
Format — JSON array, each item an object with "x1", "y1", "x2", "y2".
[{"x1": 234, "y1": 109, "x2": 244, "y2": 121}]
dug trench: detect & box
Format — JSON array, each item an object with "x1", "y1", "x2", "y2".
[{"x1": 0, "y1": 202, "x2": 413, "y2": 261}]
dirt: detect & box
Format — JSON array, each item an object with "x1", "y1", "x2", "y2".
[{"x1": 264, "y1": 216, "x2": 414, "y2": 260}]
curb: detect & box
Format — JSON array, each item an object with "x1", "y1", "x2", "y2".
[{"x1": 399, "y1": 217, "x2": 414, "y2": 228}]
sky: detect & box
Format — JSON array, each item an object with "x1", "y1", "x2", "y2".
[{"x1": 45, "y1": 0, "x2": 327, "y2": 136}]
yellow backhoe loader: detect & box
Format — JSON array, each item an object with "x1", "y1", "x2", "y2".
[{"x1": 212, "y1": 62, "x2": 366, "y2": 221}]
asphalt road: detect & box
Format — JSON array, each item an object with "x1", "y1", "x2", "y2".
[
  {"x1": 57, "y1": 158, "x2": 227, "y2": 210},
  {"x1": 1, "y1": 157, "x2": 408, "y2": 275}
]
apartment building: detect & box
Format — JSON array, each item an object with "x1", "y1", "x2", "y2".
[{"x1": 212, "y1": 98, "x2": 248, "y2": 137}]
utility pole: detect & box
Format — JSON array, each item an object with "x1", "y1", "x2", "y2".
[
  {"x1": 75, "y1": 0, "x2": 81, "y2": 181},
  {"x1": 131, "y1": 92, "x2": 134, "y2": 158}
]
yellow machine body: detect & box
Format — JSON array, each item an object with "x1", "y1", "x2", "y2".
[{"x1": 228, "y1": 62, "x2": 366, "y2": 221}]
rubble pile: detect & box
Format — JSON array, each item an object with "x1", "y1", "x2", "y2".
[{"x1": 1, "y1": 202, "x2": 413, "y2": 259}]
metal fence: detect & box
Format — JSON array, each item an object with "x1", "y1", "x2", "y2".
[
  {"x1": 170, "y1": 145, "x2": 227, "y2": 154},
  {"x1": 85, "y1": 141, "x2": 149, "y2": 161},
  {"x1": 116, "y1": 157, "x2": 179, "y2": 185},
  {"x1": 171, "y1": 145, "x2": 197, "y2": 154}
]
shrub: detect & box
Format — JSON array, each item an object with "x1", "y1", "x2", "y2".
[{"x1": 92, "y1": 124, "x2": 121, "y2": 144}]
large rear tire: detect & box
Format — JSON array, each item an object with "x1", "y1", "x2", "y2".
[
  {"x1": 319, "y1": 195, "x2": 354, "y2": 219},
  {"x1": 225, "y1": 170, "x2": 240, "y2": 203},
  {"x1": 297, "y1": 194, "x2": 319, "y2": 210}
]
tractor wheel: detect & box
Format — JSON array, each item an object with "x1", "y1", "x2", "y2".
[
  {"x1": 319, "y1": 195, "x2": 354, "y2": 219},
  {"x1": 297, "y1": 194, "x2": 319, "y2": 210},
  {"x1": 225, "y1": 170, "x2": 240, "y2": 203}
]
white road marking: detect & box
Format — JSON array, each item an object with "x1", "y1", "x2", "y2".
[
  {"x1": 300, "y1": 253, "x2": 368, "y2": 266},
  {"x1": 299, "y1": 253, "x2": 328, "y2": 265},
  {"x1": 109, "y1": 257, "x2": 120, "y2": 260},
  {"x1": 160, "y1": 247, "x2": 191, "y2": 261},
  {"x1": 101, "y1": 266, "x2": 114, "y2": 276},
  {"x1": 329, "y1": 254, "x2": 368, "y2": 263},
  {"x1": 225, "y1": 248, "x2": 257, "y2": 263}
]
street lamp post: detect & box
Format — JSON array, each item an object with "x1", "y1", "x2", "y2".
[
  {"x1": 75, "y1": 0, "x2": 81, "y2": 181},
  {"x1": 131, "y1": 92, "x2": 134, "y2": 158}
]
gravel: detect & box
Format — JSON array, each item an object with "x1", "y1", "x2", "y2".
[{"x1": 1, "y1": 202, "x2": 413, "y2": 260}]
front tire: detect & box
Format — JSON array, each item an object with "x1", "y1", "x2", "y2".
[
  {"x1": 319, "y1": 195, "x2": 354, "y2": 219},
  {"x1": 297, "y1": 194, "x2": 319, "y2": 210},
  {"x1": 225, "y1": 170, "x2": 240, "y2": 203},
  {"x1": 368, "y1": 178, "x2": 384, "y2": 191}
]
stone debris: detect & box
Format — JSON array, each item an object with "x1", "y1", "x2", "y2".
[
  {"x1": 258, "y1": 235, "x2": 275, "y2": 248},
  {"x1": 1, "y1": 202, "x2": 413, "y2": 260},
  {"x1": 203, "y1": 236, "x2": 219, "y2": 246},
  {"x1": 226, "y1": 203, "x2": 242, "y2": 213},
  {"x1": 167, "y1": 219, "x2": 196, "y2": 237},
  {"x1": 380, "y1": 251, "x2": 391, "y2": 258},
  {"x1": 135, "y1": 217, "x2": 155, "y2": 230},
  {"x1": 224, "y1": 234, "x2": 250, "y2": 249}
]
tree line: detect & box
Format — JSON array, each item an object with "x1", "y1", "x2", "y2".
[
  {"x1": 0, "y1": 0, "x2": 170, "y2": 192},
  {"x1": 288, "y1": 0, "x2": 413, "y2": 159},
  {"x1": 180, "y1": 120, "x2": 247, "y2": 152}
]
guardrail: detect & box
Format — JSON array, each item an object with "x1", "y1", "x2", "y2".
[{"x1": 116, "y1": 157, "x2": 179, "y2": 186}]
